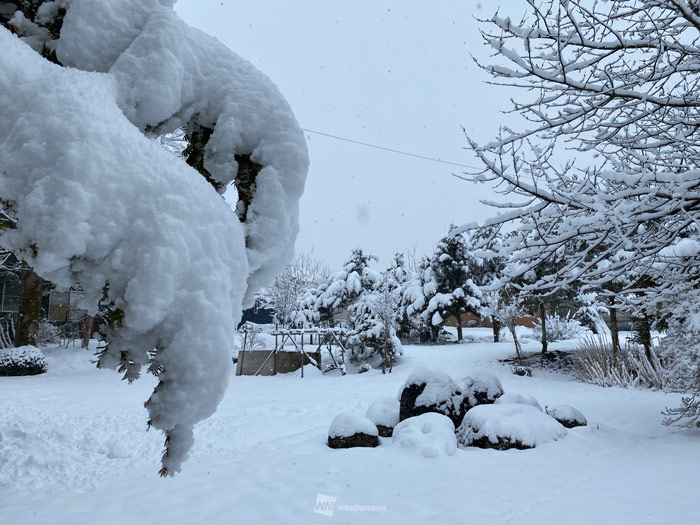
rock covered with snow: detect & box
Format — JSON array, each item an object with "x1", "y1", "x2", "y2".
[
  {"x1": 399, "y1": 367, "x2": 464, "y2": 426},
  {"x1": 459, "y1": 369, "x2": 504, "y2": 412},
  {"x1": 0, "y1": 346, "x2": 47, "y2": 376},
  {"x1": 495, "y1": 393, "x2": 542, "y2": 411},
  {"x1": 0, "y1": 0, "x2": 308, "y2": 476},
  {"x1": 365, "y1": 397, "x2": 400, "y2": 437},
  {"x1": 457, "y1": 404, "x2": 567, "y2": 450},
  {"x1": 328, "y1": 413, "x2": 379, "y2": 449},
  {"x1": 546, "y1": 405, "x2": 587, "y2": 429},
  {"x1": 392, "y1": 413, "x2": 457, "y2": 458}
]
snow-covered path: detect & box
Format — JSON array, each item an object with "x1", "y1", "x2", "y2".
[{"x1": 1, "y1": 336, "x2": 698, "y2": 524}]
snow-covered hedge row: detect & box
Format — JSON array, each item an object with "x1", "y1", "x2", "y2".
[{"x1": 0, "y1": 346, "x2": 47, "y2": 376}]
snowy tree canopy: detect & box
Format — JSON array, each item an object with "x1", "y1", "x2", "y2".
[
  {"x1": 464, "y1": 0, "x2": 700, "y2": 423},
  {"x1": 0, "y1": 0, "x2": 308, "y2": 475}
]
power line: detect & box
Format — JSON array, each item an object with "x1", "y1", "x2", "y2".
[{"x1": 301, "y1": 128, "x2": 479, "y2": 170}]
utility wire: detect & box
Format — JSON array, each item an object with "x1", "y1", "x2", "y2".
[{"x1": 301, "y1": 128, "x2": 479, "y2": 170}]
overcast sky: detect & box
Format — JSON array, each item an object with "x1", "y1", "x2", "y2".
[{"x1": 175, "y1": 1, "x2": 515, "y2": 269}]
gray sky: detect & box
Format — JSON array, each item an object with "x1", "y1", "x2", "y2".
[{"x1": 176, "y1": 1, "x2": 513, "y2": 269}]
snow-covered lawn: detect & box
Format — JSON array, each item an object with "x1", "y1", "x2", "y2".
[{"x1": 1, "y1": 333, "x2": 698, "y2": 524}]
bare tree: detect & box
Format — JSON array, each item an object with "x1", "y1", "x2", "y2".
[{"x1": 260, "y1": 253, "x2": 329, "y2": 327}]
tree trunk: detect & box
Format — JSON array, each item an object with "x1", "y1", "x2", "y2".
[
  {"x1": 456, "y1": 311, "x2": 463, "y2": 342},
  {"x1": 81, "y1": 315, "x2": 94, "y2": 349},
  {"x1": 639, "y1": 313, "x2": 653, "y2": 362},
  {"x1": 431, "y1": 325, "x2": 439, "y2": 343},
  {"x1": 14, "y1": 266, "x2": 42, "y2": 347},
  {"x1": 609, "y1": 307, "x2": 620, "y2": 355},
  {"x1": 539, "y1": 304, "x2": 548, "y2": 355},
  {"x1": 492, "y1": 319, "x2": 501, "y2": 343}
]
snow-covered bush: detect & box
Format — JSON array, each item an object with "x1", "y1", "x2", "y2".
[
  {"x1": 399, "y1": 367, "x2": 465, "y2": 426},
  {"x1": 459, "y1": 369, "x2": 504, "y2": 411},
  {"x1": 573, "y1": 336, "x2": 667, "y2": 389},
  {"x1": 391, "y1": 413, "x2": 457, "y2": 458},
  {"x1": 546, "y1": 405, "x2": 587, "y2": 429},
  {"x1": 365, "y1": 397, "x2": 400, "y2": 437},
  {"x1": 327, "y1": 413, "x2": 379, "y2": 449},
  {"x1": 1, "y1": 0, "x2": 308, "y2": 475},
  {"x1": 0, "y1": 346, "x2": 47, "y2": 376},
  {"x1": 456, "y1": 404, "x2": 567, "y2": 450},
  {"x1": 531, "y1": 312, "x2": 584, "y2": 342},
  {"x1": 495, "y1": 393, "x2": 542, "y2": 411}
]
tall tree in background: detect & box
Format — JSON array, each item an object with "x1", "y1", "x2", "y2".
[{"x1": 428, "y1": 229, "x2": 482, "y2": 342}]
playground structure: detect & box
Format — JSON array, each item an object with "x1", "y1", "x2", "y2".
[{"x1": 235, "y1": 325, "x2": 350, "y2": 377}]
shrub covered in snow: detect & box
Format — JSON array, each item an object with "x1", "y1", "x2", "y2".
[
  {"x1": 456, "y1": 404, "x2": 567, "y2": 450},
  {"x1": 365, "y1": 397, "x2": 400, "y2": 437},
  {"x1": 399, "y1": 368, "x2": 464, "y2": 426},
  {"x1": 546, "y1": 405, "x2": 587, "y2": 429},
  {"x1": 391, "y1": 413, "x2": 457, "y2": 458},
  {"x1": 495, "y1": 393, "x2": 542, "y2": 411},
  {"x1": 0, "y1": 346, "x2": 47, "y2": 376},
  {"x1": 328, "y1": 413, "x2": 379, "y2": 449},
  {"x1": 459, "y1": 369, "x2": 504, "y2": 412}
]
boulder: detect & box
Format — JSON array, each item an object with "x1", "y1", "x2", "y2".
[
  {"x1": 328, "y1": 413, "x2": 379, "y2": 449},
  {"x1": 546, "y1": 405, "x2": 587, "y2": 429},
  {"x1": 365, "y1": 397, "x2": 400, "y2": 437},
  {"x1": 457, "y1": 403, "x2": 567, "y2": 450},
  {"x1": 399, "y1": 368, "x2": 464, "y2": 427},
  {"x1": 392, "y1": 413, "x2": 457, "y2": 458}
]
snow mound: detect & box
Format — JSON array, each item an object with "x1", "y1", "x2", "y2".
[
  {"x1": 495, "y1": 393, "x2": 542, "y2": 411},
  {"x1": 365, "y1": 397, "x2": 400, "y2": 435},
  {"x1": 0, "y1": 346, "x2": 47, "y2": 376},
  {"x1": 546, "y1": 405, "x2": 587, "y2": 428},
  {"x1": 392, "y1": 413, "x2": 457, "y2": 458},
  {"x1": 457, "y1": 404, "x2": 566, "y2": 450},
  {"x1": 329, "y1": 413, "x2": 378, "y2": 439}
]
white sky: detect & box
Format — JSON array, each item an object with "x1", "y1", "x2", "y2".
[{"x1": 175, "y1": 1, "x2": 515, "y2": 269}]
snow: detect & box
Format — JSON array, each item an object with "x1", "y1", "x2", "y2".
[
  {"x1": 1, "y1": 0, "x2": 307, "y2": 474},
  {"x1": 457, "y1": 403, "x2": 567, "y2": 448},
  {"x1": 402, "y1": 367, "x2": 460, "y2": 408},
  {"x1": 1, "y1": 337, "x2": 699, "y2": 523},
  {"x1": 495, "y1": 392, "x2": 543, "y2": 411},
  {"x1": 546, "y1": 405, "x2": 587, "y2": 426},
  {"x1": 365, "y1": 397, "x2": 400, "y2": 429},
  {"x1": 391, "y1": 413, "x2": 457, "y2": 458},
  {"x1": 328, "y1": 413, "x2": 378, "y2": 438}
]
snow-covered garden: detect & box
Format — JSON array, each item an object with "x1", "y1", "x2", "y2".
[
  {"x1": 1, "y1": 331, "x2": 698, "y2": 524},
  {"x1": 3, "y1": 1, "x2": 700, "y2": 523}
]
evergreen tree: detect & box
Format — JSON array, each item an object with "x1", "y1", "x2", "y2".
[{"x1": 427, "y1": 230, "x2": 482, "y2": 342}]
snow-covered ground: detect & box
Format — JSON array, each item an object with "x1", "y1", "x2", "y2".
[{"x1": 1, "y1": 330, "x2": 698, "y2": 524}]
